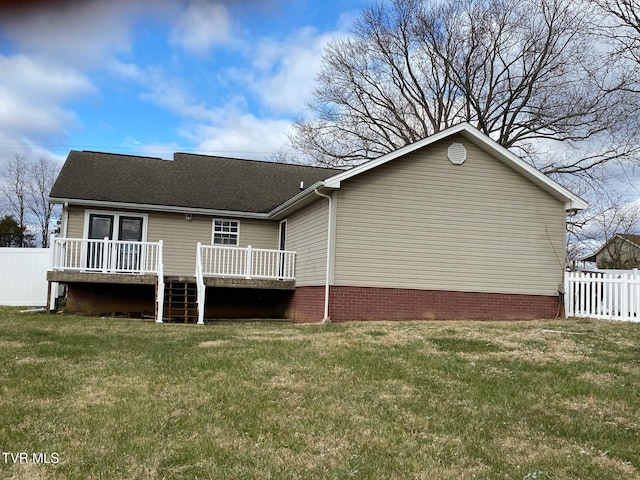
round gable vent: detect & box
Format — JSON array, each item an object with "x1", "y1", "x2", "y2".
[{"x1": 447, "y1": 142, "x2": 467, "y2": 165}]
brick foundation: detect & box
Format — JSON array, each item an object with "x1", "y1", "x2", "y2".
[
  {"x1": 286, "y1": 285, "x2": 560, "y2": 322},
  {"x1": 284, "y1": 286, "x2": 327, "y2": 322},
  {"x1": 64, "y1": 283, "x2": 560, "y2": 322}
]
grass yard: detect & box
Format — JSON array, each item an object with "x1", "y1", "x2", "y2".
[{"x1": 0, "y1": 308, "x2": 639, "y2": 479}]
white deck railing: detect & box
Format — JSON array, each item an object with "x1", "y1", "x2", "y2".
[
  {"x1": 565, "y1": 269, "x2": 640, "y2": 322},
  {"x1": 50, "y1": 237, "x2": 163, "y2": 275},
  {"x1": 197, "y1": 244, "x2": 296, "y2": 280},
  {"x1": 195, "y1": 244, "x2": 296, "y2": 325}
]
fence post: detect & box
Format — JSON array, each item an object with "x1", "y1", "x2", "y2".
[{"x1": 621, "y1": 272, "x2": 629, "y2": 322}]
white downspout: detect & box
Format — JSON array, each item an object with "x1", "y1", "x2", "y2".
[{"x1": 314, "y1": 189, "x2": 332, "y2": 323}]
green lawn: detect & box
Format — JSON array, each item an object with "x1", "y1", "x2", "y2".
[{"x1": 1, "y1": 307, "x2": 639, "y2": 479}]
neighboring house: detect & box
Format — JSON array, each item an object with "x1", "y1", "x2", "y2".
[
  {"x1": 47, "y1": 123, "x2": 588, "y2": 323},
  {"x1": 582, "y1": 233, "x2": 640, "y2": 269}
]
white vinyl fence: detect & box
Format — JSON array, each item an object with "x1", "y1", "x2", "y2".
[
  {"x1": 565, "y1": 269, "x2": 640, "y2": 322},
  {"x1": 0, "y1": 248, "x2": 50, "y2": 306}
]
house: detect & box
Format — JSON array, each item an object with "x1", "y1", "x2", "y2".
[
  {"x1": 582, "y1": 233, "x2": 640, "y2": 269},
  {"x1": 47, "y1": 123, "x2": 588, "y2": 323}
]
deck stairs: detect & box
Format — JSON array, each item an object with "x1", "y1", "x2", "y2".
[{"x1": 163, "y1": 280, "x2": 198, "y2": 323}]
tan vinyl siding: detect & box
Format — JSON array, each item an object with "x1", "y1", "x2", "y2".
[
  {"x1": 150, "y1": 214, "x2": 278, "y2": 276},
  {"x1": 63, "y1": 206, "x2": 278, "y2": 277},
  {"x1": 66, "y1": 205, "x2": 85, "y2": 238},
  {"x1": 239, "y1": 219, "x2": 279, "y2": 249},
  {"x1": 334, "y1": 135, "x2": 566, "y2": 296},
  {"x1": 146, "y1": 212, "x2": 209, "y2": 276},
  {"x1": 286, "y1": 198, "x2": 328, "y2": 286}
]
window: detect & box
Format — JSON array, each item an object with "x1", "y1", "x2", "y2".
[
  {"x1": 84, "y1": 211, "x2": 147, "y2": 242},
  {"x1": 213, "y1": 220, "x2": 239, "y2": 246},
  {"x1": 83, "y1": 211, "x2": 147, "y2": 271}
]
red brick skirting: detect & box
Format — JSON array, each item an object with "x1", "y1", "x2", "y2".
[
  {"x1": 65, "y1": 282, "x2": 559, "y2": 322},
  {"x1": 286, "y1": 285, "x2": 559, "y2": 322}
]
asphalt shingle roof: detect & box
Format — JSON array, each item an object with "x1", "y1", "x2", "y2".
[{"x1": 50, "y1": 151, "x2": 343, "y2": 213}]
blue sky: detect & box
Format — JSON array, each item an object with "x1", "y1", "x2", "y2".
[{"x1": 0, "y1": 0, "x2": 370, "y2": 165}]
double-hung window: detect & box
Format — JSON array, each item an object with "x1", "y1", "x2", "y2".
[{"x1": 213, "y1": 220, "x2": 239, "y2": 246}]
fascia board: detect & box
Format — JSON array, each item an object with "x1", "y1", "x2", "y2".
[{"x1": 48, "y1": 197, "x2": 271, "y2": 220}]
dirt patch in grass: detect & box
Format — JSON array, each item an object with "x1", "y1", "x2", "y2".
[
  {"x1": 14, "y1": 356, "x2": 45, "y2": 365},
  {"x1": 446, "y1": 326, "x2": 594, "y2": 363},
  {"x1": 72, "y1": 384, "x2": 116, "y2": 408},
  {"x1": 577, "y1": 371, "x2": 619, "y2": 386},
  {"x1": 6, "y1": 462, "x2": 52, "y2": 480},
  {"x1": 197, "y1": 339, "x2": 229, "y2": 348}
]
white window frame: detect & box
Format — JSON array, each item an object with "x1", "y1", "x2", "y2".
[
  {"x1": 83, "y1": 210, "x2": 149, "y2": 242},
  {"x1": 212, "y1": 219, "x2": 240, "y2": 246}
]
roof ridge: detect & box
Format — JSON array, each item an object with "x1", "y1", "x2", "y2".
[
  {"x1": 174, "y1": 152, "x2": 343, "y2": 171},
  {"x1": 81, "y1": 150, "x2": 165, "y2": 161}
]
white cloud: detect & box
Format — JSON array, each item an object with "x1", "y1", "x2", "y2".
[
  {"x1": 110, "y1": 61, "x2": 213, "y2": 120},
  {"x1": 0, "y1": 54, "x2": 94, "y2": 150},
  {"x1": 108, "y1": 61, "x2": 290, "y2": 158},
  {"x1": 187, "y1": 111, "x2": 292, "y2": 159},
  {"x1": 169, "y1": 1, "x2": 232, "y2": 54},
  {"x1": 242, "y1": 26, "x2": 348, "y2": 115},
  {"x1": 0, "y1": 55, "x2": 94, "y2": 104}
]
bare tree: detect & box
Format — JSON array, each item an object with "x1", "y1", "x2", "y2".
[
  {"x1": 26, "y1": 156, "x2": 60, "y2": 247},
  {"x1": 1, "y1": 154, "x2": 60, "y2": 247},
  {"x1": 592, "y1": 0, "x2": 640, "y2": 72},
  {"x1": 0, "y1": 155, "x2": 28, "y2": 247},
  {"x1": 291, "y1": 0, "x2": 639, "y2": 176},
  {"x1": 567, "y1": 187, "x2": 640, "y2": 268}
]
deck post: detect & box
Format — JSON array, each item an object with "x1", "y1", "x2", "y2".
[
  {"x1": 245, "y1": 245, "x2": 252, "y2": 279},
  {"x1": 196, "y1": 242, "x2": 205, "y2": 325},
  {"x1": 155, "y1": 240, "x2": 164, "y2": 323}
]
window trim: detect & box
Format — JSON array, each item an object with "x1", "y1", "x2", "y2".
[
  {"x1": 212, "y1": 219, "x2": 240, "y2": 246},
  {"x1": 83, "y1": 209, "x2": 148, "y2": 242}
]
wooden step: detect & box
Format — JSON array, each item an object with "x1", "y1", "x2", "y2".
[{"x1": 164, "y1": 281, "x2": 198, "y2": 323}]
